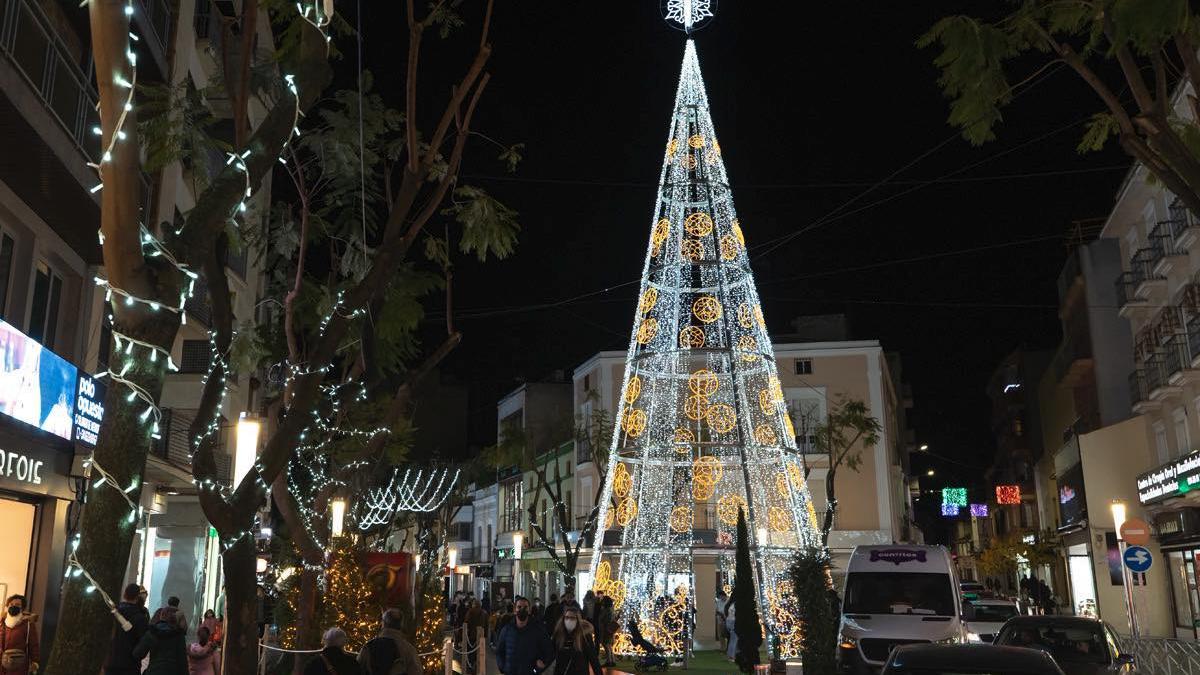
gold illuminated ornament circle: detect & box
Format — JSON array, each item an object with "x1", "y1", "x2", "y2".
[
  {"x1": 615, "y1": 498, "x2": 638, "y2": 526},
  {"x1": 693, "y1": 455, "x2": 723, "y2": 485},
  {"x1": 806, "y1": 500, "x2": 820, "y2": 530},
  {"x1": 784, "y1": 413, "x2": 796, "y2": 440},
  {"x1": 638, "y1": 288, "x2": 658, "y2": 315},
  {"x1": 612, "y1": 464, "x2": 632, "y2": 498},
  {"x1": 636, "y1": 318, "x2": 658, "y2": 345},
  {"x1": 684, "y1": 212, "x2": 714, "y2": 237},
  {"x1": 624, "y1": 375, "x2": 642, "y2": 404},
  {"x1": 684, "y1": 394, "x2": 709, "y2": 421},
  {"x1": 688, "y1": 134, "x2": 706, "y2": 149},
  {"x1": 692, "y1": 296, "x2": 722, "y2": 323},
  {"x1": 737, "y1": 335, "x2": 759, "y2": 362},
  {"x1": 769, "y1": 375, "x2": 784, "y2": 402},
  {"x1": 706, "y1": 403, "x2": 737, "y2": 434},
  {"x1": 681, "y1": 154, "x2": 698, "y2": 170},
  {"x1": 717, "y1": 494, "x2": 748, "y2": 526},
  {"x1": 606, "y1": 579, "x2": 626, "y2": 610},
  {"x1": 754, "y1": 424, "x2": 777, "y2": 446},
  {"x1": 737, "y1": 304, "x2": 754, "y2": 329},
  {"x1": 732, "y1": 219, "x2": 745, "y2": 246},
  {"x1": 679, "y1": 325, "x2": 706, "y2": 349},
  {"x1": 719, "y1": 234, "x2": 739, "y2": 261},
  {"x1": 673, "y1": 427, "x2": 694, "y2": 444},
  {"x1": 670, "y1": 506, "x2": 693, "y2": 533},
  {"x1": 666, "y1": 138, "x2": 679, "y2": 157},
  {"x1": 758, "y1": 389, "x2": 776, "y2": 415},
  {"x1": 688, "y1": 369, "x2": 719, "y2": 396},
  {"x1": 596, "y1": 560, "x2": 611, "y2": 583},
  {"x1": 787, "y1": 463, "x2": 805, "y2": 490},
  {"x1": 651, "y1": 219, "x2": 670, "y2": 255},
  {"x1": 754, "y1": 304, "x2": 766, "y2": 329},
  {"x1": 768, "y1": 506, "x2": 792, "y2": 532},
  {"x1": 604, "y1": 508, "x2": 614, "y2": 529},
  {"x1": 622, "y1": 408, "x2": 647, "y2": 438},
  {"x1": 775, "y1": 473, "x2": 790, "y2": 498},
  {"x1": 692, "y1": 480, "x2": 716, "y2": 500},
  {"x1": 680, "y1": 238, "x2": 704, "y2": 262}
]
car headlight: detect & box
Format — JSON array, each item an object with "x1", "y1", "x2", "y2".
[
  {"x1": 967, "y1": 632, "x2": 981, "y2": 643},
  {"x1": 934, "y1": 636, "x2": 961, "y2": 645},
  {"x1": 838, "y1": 636, "x2": 857, "y2": 649}
]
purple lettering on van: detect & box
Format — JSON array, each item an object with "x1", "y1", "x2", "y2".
[{"x1": 869, "y1": 549, "x2": 927, "y2": 565}]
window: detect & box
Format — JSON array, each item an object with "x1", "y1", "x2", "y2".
[
  {"x1": 180, "y1": 340, "x2": 211, "y2": 373},
  {"x1": 0, "y1": 234, "x2": 14, "y2": 319},
  {"x1": 1154, "y1": 422, "x2": 1170, "y2": 465},
  {"x1": 27, "y1": 261, "x2": 63, "y2": 348},
  {"x1": 787, "y1": 389, "x2": 826, "y2": 451},
  {"x1": 1175, "y1": 408, "x2": 1191, "y2": 458},
  {"x1": 794, "y1": 359, "x2": 813, "y2": 375}
]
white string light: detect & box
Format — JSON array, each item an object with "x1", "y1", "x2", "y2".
[{"x1": 356, "y1": 467, "x2": 461, "y2": 530}]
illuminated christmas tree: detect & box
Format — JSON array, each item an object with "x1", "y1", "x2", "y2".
[
  {"x1": 413, "y1": 569, "x2": 445, "y2": 674},
  {"x1": 590, "y1": 38, "x2": 822, "y2": 657},
  {"x1": 318, "y1": 538, "x2": 378, "y2": 650}
]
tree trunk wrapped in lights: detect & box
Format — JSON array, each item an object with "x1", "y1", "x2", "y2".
[{"x1": 588, "y1": 39, "x2": 821, "y2": 658}]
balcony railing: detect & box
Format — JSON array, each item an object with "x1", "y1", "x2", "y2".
[
  {"x1": 1145, "y1": 353, "x2": 1167, "y2": 392},
  {"x1": 1169, "y1": 198, "x2": 1200, "y2": 239},
  {"x1": 152, "y1": 407, "x2": 230, "y2": 482},
  {"x1": 1129, "y1": 369, "x2": 1148, "y2": 407},
  {"x1": 1164, "y1": 334, "x2": 1193, "y2": 379},
  {"x1": 1115, "y1": 271, "x2": 1137, "y2": 309},
  {"x1": 0, "y1": 0, "x2": 101, "y2": 163},
  {"x1": 136, "y1": 0, "x2": 173, "y2": 57},
  {"x1": 1150, "y1": 221, "x2": 1183, "y2": 264},
  {"x1": 1130, "y1": 247, "x2": 1163, "y2": 286}
]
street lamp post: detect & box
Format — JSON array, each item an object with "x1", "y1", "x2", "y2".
[
  {"x1": 512, "y1": 532, "x2": 524, "y2": 599},
  {"x1": 448, "y1": 547, "x2": 458, "y2": 600},
  {"x1": 329, "y1": 498, "x2": 346, "y2": 540},
  {"x1": 1111, "y1": 499, "x2": 1139, "y2": 638}
]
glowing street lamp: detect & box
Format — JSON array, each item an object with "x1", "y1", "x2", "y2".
[
  {"x1": 512, "y1": 532, "x2": 524, "y2": 597},
  {"x1": 234, "y1": 413, "x2": 261, "y2": 487},
  {"x1": 1111, "y1": 499, "x2": 1139, "y2": 638},
  {"x1": 330, "y1": 498, "x2": 346, "y2": 539}
]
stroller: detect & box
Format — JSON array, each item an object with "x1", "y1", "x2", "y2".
[{"x1": 628, "y1": 618, "x2": 668, "y2": 672}]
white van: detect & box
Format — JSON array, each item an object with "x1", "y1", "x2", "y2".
[{"x1": 837, "y1": 545, "x2": 967, "y2": 674}]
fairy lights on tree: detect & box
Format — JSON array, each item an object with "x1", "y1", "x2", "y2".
[{"x1": 589, "y1": 37, "x2": 820, "y2": 658}]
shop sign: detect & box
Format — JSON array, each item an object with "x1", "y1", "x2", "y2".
[
  {"x1": 1137, "y1": 451, "x2": 1200, "y2": 505},
  {"x1": 475, "y1": 564, "x2": 494, "y2": 579},
  {"x1": 0, "y1": 448, "x2": 43, "y2": 484},
  {"x1": 73, "y1": 375, "x2": 105, "y2": 447}
]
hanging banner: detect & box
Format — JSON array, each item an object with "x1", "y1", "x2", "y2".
[{"x1": 364, "y1": 552, "x2": 412, "y2": 606}]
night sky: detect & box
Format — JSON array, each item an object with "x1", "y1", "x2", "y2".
[{"x1": 345, "y1": 3, "x2": 1130, "y2": 478}]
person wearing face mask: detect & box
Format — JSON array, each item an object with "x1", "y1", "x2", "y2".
[
  {"x1": 550, "y1": 607, "x2": 602, "y2": 675},
  {"x1": 495, "y1": 598, "x2": 552, "y2": 675},
  {"x1": 0, "y1": 595, "x2": 38, "y2": 675}
]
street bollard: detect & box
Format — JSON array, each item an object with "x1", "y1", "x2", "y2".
[
  {"x1": 443, "y1": 636, "x2": 453, "y2": 675},
  {"x1": 476, "y1": 626, "x2": 487, "y2": 675}
]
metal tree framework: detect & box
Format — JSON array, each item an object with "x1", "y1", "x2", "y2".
[{"x1": 590, "y1": 39, "x2": 821, "y2": 658}]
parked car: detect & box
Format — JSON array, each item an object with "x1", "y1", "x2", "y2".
[
  {"x1": 838, "y1": 545, "x2": 967, "y2": 674},
  {"x1": 964, "y1": 599, "x2": 1020, "y2": 643},
  {"x1": 881, "y1": 644, "x2": 1066, "y2": 674},
  {"x1": 960, "y1": 581, "x2": 987, "y2": 599},
  {"x1": 993, "y1": 616, "x2": 1136, "y2": 674}
]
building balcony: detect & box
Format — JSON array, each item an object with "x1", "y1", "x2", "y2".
[
  {"x1": 1117, "y1": 249, "x2": 1168, "y2": 318},
  {"x1": 1130, "y1": 369, "x2": 1156, "y2": 413},
  {"x1": 1169, "y1": 198, "x2": 1200, "y2": 249},
  {"x1": 1145, "y1": 353, "x2": 1182, "y2": 402},
  {"x1": 1150, "y1": 221, "x2": 1187, "y2": 276},
  {"x1": 1165, "y1": 333, "x2": 1200, "y2": 386}
]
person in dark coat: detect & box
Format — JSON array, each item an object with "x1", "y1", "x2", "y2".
[
  {"x1": 550, "y1": 606, "x2": 603, "y2": 675},
  {"x1": 106, "y1": 584, "x2": 151, "y2": 675},
  {"x1": 132, "y1": 607, "x2": 188, "y2": 675},
  {"x1": 304, "y1": 627, "x2": 362, "y2": 675},
  {"x1": 542, "y1": 594, "x2": 561, "y2": 636},
  {"x1": 495, "y1": 598, "x2": 553, "y2": 675}
]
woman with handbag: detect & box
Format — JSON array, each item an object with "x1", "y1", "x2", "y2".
[
  {"x1": 0, "y1": 595, "x2": 37, "y2": 675},
  {"x1": 550, "y1": 607, "x2": 603, "y2": 675}
]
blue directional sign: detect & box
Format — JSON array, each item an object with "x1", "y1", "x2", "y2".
[{"x1": 1123, "y1": 546, "x2": 1153, "y2": 573}]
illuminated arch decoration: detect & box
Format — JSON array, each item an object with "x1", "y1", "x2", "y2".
[{"x1": 591, "y1": 39, "x2": 821, "y2": 659}]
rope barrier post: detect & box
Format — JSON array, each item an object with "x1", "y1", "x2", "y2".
[
  {"x1": 443, "y1": 636, "x2": 454, "y2": 675},
  {"x1": 475, "y1": 626, "x2": 486, "y2": 675}
]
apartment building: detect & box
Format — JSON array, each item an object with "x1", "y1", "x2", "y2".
[{"x1": 0, "y1": 0, "x2": 271, "y2": 642}]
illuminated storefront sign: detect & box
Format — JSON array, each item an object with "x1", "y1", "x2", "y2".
[
  {"x1": 0, "y1": 448, "x2": 44, "y2": 485},
  {"x1": 1137, "y1": 451, "x2": 1200, "y2": 505},
  {"x1": 73, "y1": 374, "x2": 105, "y2": 446}
]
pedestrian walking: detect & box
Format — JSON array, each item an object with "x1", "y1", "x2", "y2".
[
  {"x1": 543, "y1": 593, "x2": 561, "y2": 634},
  {"x1": 133, "y1": 607, "x2": 188, "y2": 675},
  {"x1": 550, "y1": 606, "x2": 602, "y2": 675},
  {"x1": 1, "y1": 594, "x2": 38, "y2": 675},
  {"x1": 358, "y1": 608, "x2": 422, "y2": 675},
  {"x1": 495, "y1": 598, "x2": 552, "y2": 675},
  {"x1": 105, "y1": 584, "x2": 150, "y2": 675},
  {"x1": 186, "y1": 627, "x2": 220, "y2": 675},
  {"x1": 305, "y1": 627, "x2": 362, "y2": 675},
  {"x1": 199, "y1": 610, "x2": 222, "y2": 646},
  {"x1": 596, "y1": 595, "x2": 615, "y2": 666},
  {"x1": 581, "y1": 591, "x2": 595, "y2": 622},
  {"x1": 724, "y1": 595, "x2": 738, "y2": 662}
]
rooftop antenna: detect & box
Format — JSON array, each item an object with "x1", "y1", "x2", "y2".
[{"x1": 662, "y1": 0, "x2": 716, "y2": 34}]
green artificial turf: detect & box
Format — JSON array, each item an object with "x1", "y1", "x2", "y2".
[{"x1": 608, "y1": 648, "x2": 773, "y2": 675}]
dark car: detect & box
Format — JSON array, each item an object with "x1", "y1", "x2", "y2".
[
  {"x1": 881, "y1": 644, "x2": 1066, "y2": 674},
  {"x1": 992, "y1": 616, "x2": 1136, "y2": 674}
]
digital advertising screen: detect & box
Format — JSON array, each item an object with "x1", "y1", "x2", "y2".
[{"x1": 0, "y1": 319, "x2": 77, "y2": 440}]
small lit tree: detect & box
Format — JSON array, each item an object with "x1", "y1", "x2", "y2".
[
  {"x1": 788, "y1": 548, "x2": 837, "y2": 674},
  {"x1": 318, "y1": 538, "x2": 379, "y2": 650}
]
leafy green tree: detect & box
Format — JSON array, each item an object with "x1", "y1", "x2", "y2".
[
  {"x1": 733, "y1": 508, "x2": 763, "y2": 673},
  {"x1": 919, "y1": 0, "x2": 1200, "y2": 216},
  {"x1": 808, "y1": 396, "x2": 883, "y2": 548},
  {"x1": 788, "y1": 548, "x2": 837, "y2": 674}
]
